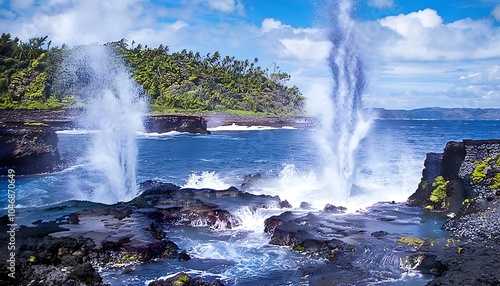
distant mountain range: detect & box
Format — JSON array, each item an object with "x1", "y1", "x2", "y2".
[{"x1": 373, "y1": 108, "x2": 500, "y2": 120}]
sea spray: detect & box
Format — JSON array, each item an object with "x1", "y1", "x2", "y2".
[
  {"x1": 60, "y1": 45, "x2": 147, "y2": 203},
  {"x1": 310, "y1": 0, "x2": 372, "y2": 205},
  {"x1": 183, "y1": 171, "x2": 232, "y2": 190}
]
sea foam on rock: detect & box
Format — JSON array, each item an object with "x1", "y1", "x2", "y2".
[{"x1": 0, "y1": 181, "x2": 282, "y2": 285}]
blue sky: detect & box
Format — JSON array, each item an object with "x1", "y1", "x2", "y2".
[{"x1": 1, "y1": 0, "x2": 499, "y2": 109}]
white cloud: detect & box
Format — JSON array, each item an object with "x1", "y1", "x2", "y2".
[
  {"x1": 364, "y1": 63, "x2": 500, "y2": 109},
  {"x1": 493, "y1": 5, "x2": 500, "y2": 21},
  {"x1": 368, "y1": 0, "x2": 393, "y2": 9},
  {"x1": 261, "y1": 18, "x2": 288, "y2": 33},
  {"x1": 379, "y1": 9, "x2": 442, "y2": 36},
  {"x1": 453, "y1": 65, "x2": 500, "y2": 100},
  {"x1": 170, "y1": 20, "x2": 189, "y2": 31},
  {"x1": 258, "y1": 18, "x2": 330, "y2": 63},
  {"x1": 362, "y1": 9, "x2": 500, "y2": 61},
  {"x1": 279, "y1": 38, "x2": 331, "y2": 62},
  {"x1": 204, "y1": 0, "x2": 243, "y2": 14},
  {"x1": 3, "y1": 0, "x2": 154, "y2": 46}
]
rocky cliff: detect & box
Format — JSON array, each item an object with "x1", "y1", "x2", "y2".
[
  {"x1": 408, "y1": 139, "x2": 500, "y2": 286},
  {"x1": 409, "y1": 140, "x2": 500, "y2": 215},
  {"x1": 143, "y1": 114, "x2": 210, "y2": 134},
  {"x1": 0, "y1": 110, "x2": 211, "y2": 134},
  {"x1": 0, "y1": 124, "x2": 62, "y2": 175}
]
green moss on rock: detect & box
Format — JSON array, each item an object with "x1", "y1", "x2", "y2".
[
  {"x1": 430, "y1": 176, "x2": 448, "y2": 202},
  {"x1": 490, "y1": 173, "x2": 500, "y2": 190},
  {"x1": 174, "y1": 273, "x2": 190, "y2": 285},
  {"x1": 397, "y1": 236, "x2": 424, "y2": 247},
  {"x1": 472, "y1": 158, "x2": 491, "y2": 185}
]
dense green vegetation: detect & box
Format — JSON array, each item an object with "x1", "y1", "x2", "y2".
[{"x1": 0, "y1": 33, "x2": 304, "y2": 114}]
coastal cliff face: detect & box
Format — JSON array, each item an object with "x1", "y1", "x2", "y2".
[
  {"x1": 409, "y1": 140, "x2": 500, "y2": 216},
  {"x1": 0, "y1": 110, "x2": 211, "y2": 134},
  {"x1": 408, "y1": 139, "x2": 500, "y2": 286},
  {"x1": 144, "y1": 114, "x2": 210, "y2": 134},
  {"x1": 0, "y1": 124, "x2": 62, "y2": 175},
  {"x1": 0, "y1": 111, "x2": 211, "y2": 175}
]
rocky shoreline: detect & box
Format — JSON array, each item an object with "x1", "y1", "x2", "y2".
[
  {"x1": 408, "y1": 139, "x2": 500, "y2": 286},
  {"x1": 0, "y1": 110, "x2": 315, "y2": 130},
  {"x1": 0, "y1": 179, "x2": 442, "y2": 285},
  {"x1": 0, "y1": 110, "x2": 212, "y2": 134},
  {"x1": 1, "y1": 110, "x2": 499, "y2": 285}
]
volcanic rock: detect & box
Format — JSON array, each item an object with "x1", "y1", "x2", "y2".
[
  {"x1": 144, "y1": 114, "x2": 210, "y2": 134},
  {"x1": 409, "y1": 139, "x2": 500, "y2": 286},
  {"x1": 0, "y1": 124, "x2": 63, "y2": 174}
]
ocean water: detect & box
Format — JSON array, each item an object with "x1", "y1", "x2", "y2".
[{"x1": 3, "y1": 119, "x2": 500, "y2": 285}]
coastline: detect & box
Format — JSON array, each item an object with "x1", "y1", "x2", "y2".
[{"x1": 0, "y1": 109, "x2": 316, "y2": 129}]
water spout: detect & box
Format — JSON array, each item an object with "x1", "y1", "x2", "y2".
[
  {"x1": 61, "y1": 44, "x2": 147, "y2": 203},
  {"x1": 313, "y1": 0, "x2": 372, "y2": 204}
]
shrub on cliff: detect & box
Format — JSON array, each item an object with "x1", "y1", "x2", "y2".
[{"x1": 430, "y1": 176, "x2": 449, "y2": 203}]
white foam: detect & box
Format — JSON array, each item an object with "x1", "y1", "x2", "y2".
[
  {"x1": 182, "y1": 171, "x2": 232, "y2": 190},
  {"x1": 208, "y1": 124, "x2": 293, "y2": 132},
  {"x1": 56, "y1": 129, "x2": 95, "y2": 135},
  {"x1": 137, "y1": 131, "x2": 180, "y2": 138}
]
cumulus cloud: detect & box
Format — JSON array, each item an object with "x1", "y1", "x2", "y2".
[
  {"x1": 279, "y1": 38, "x2": 331, "y2": 62},
  {"x1": 361, "y1": 8, "x2": 500, "y2": 109},
  {"x1": 261, "y1": 18, "x2": 288, "y2": 33},
  {"x1": 1, "y1": 0, "x2": 165, "y2": 46},
  {"x1": 361, "y1": 9, "x2": 500, "y2": 61},
  {"x1": 259, "y1": 18, "x2": 330, "y2": 63},
  {"x1": 379, "y1": 8, "x2": 442, "y2": 35}
]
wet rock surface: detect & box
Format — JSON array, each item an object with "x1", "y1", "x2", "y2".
[
  {"x1": 0, "y1": 124, "x2": 63, "y2": 174},
  {"x1": 144, "y1": 114, "x2": 210, "y2": 134},
  {"x1": 149, "y1": 272, "x2": 225, "y2": 286},
  {"x1": 408, "y1": 139, "x2": 500, "y2": 286},
  {"x1": 0, "y1": 181, "x2": 282, "y2": 285},
  {"x1": 0, "y1": 110, "x2": 212, "y2": 133},
  {"x1": 1, "y1": 179, "x2": 443, "y2": 285},
  {"x1": 263, "y1": 202, "x2": 444, "y2": 284}
]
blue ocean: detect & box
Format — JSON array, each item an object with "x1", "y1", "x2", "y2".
[{"x1": 3, "y1": 119, "x2": 500, "y2": 285}]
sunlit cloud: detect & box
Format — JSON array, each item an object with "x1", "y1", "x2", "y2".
[
  {"x1": 261, "y1": 18, "x2": 289, "y2": 33},
  {"x1": 364, "y1": 9, "x2": 500, "y2": 61}
]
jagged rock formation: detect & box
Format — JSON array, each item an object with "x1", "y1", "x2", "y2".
[
  {"x1": 408, "y1": 139, "x2": 500, "y2": 286},
  {"x1": 143, "y1": 114, "x2": 210, "y2": 134},
  {"x1": 0, "y1": 124, "x2": 62, "y2": 174}
]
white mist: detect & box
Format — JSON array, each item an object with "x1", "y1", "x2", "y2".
[
  {"x1": 307, "y1": 0, "x2": 371, "y2": 206},
  {"x1": 62, "y1": 45, "x2": 147, "y2": 203}
]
